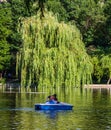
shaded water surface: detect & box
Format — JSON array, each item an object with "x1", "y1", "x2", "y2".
[{"x1": 0, "y1": 88, "x2": 111, "y2": 130}]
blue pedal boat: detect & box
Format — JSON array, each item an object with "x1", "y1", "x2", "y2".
[{"x1": 35, "y1": 103, "x2": 73, "y2": 110}]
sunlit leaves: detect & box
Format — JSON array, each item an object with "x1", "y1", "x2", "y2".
[{"x1": 17, "y1": 11, "x2": 93, "y2": 88}]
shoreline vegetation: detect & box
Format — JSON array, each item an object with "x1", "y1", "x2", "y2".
[
  {"x1": 0, "y1": 79, "x2": 111, "y2": 90},
  {"x1": 0, "y1": 1, "x2": 111, "y2": 89}
]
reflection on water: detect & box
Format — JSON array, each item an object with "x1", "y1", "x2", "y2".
[
  {"x1": 0, "y1": 107, "x2": 34, "y2": 112},
  {"x1": 36, "y1": 110, "x2": 73, "y2": 119},
  {"x1": 0, "y1": 88, "x2": 111, "y2": 130}
]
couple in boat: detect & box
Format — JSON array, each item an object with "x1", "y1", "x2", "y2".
[{"x1": 45, "y1": 94, "x2": 60, "y2": 104}]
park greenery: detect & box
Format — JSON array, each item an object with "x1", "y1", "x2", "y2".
[{"x1": 0, "y1": 0, "x2": 111, "y2": 87}]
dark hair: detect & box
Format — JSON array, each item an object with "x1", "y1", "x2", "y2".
[{"x1": 47, "y1": 95, "x2": 51, "y2": 98}]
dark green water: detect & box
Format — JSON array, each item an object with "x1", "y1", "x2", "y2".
[{"x1": 0, "y1": 88, "x2": 111, "y2": 130}]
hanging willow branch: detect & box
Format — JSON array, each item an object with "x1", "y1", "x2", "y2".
[
  {"x1": 100, "y1": 54, "x2": 111, "y2": 84},
  {"x1": 17, "y1": 11, "x2": 93, "y2": 88}
]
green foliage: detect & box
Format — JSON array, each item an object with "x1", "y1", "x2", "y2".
[
  {"x1": 0, "y1": 0, "x2": 27, "y2": 75},
  {"x1": 9, "y1": 0, "x2": 27, "y2": 51},
  {"x1": 91, "y1": 47, "x2": 111, "y2": 83},
  {"x1": 0, "y1": 41, "x2": 11, "y2": 71},
  {"x1": 0, "y1": 78, "x2": 6, "y2": 84},
  {"x1": 23, "y1": 0, "x2": 47, "y2": 17},
  {"x1": 46, "y1": 0, "x2": 68, "y2": 21},
  {"x1": 102, "y1": 0, "x2": 111, "y2": 46},
  {"x1": 101, "y1": 55, "x2": 111, "y2": 78},
  {"x1": 17, "y1": 11, "x2": 93, "y2": 88},
  {"x1": 58, "y1": 0, "x2": 105, "y2": 46},
  {"x1": 92, "y1": 56, "x2": 103, "y2": 83},
  {"x1": 0, "y1": 3, "x2": 12, "y2": 71},
  {"x1": 1, "y1": 0, "x2": 111, "y2": 85}
]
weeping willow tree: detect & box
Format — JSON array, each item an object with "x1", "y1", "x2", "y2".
[
  {"x1": 16, "y1": 11, "x2": 93, "y2": 88},
  {"x1": 100, "y1": 55, "x2": 111, "y2": 84}
]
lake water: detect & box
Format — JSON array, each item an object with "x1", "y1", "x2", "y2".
[{"x1": 0, "y1": 87, "x2": 111, "y2": 130}]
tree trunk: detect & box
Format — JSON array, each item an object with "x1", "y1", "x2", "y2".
[
  {"x1": 0, "y1": 72, "x2": 2, "y2": 79},
  {"x1": 107, "y1": 78, "x2": 111, "y2": 84}
]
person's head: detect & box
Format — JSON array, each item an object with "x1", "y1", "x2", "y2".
[
  {"x1": 50, "y1": 95, "x2": 54, "y2": 100},
  {"x1": 51, "y1": 94, "x2": 57, "y2": 100},
  {"x1": 48, "y1": 95, "x2": 51, "y2": 98}
]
